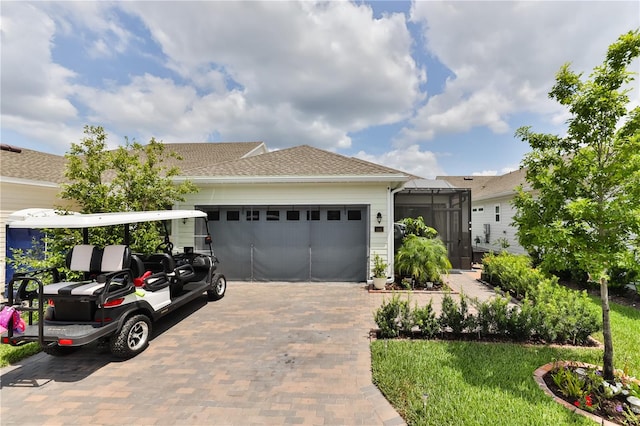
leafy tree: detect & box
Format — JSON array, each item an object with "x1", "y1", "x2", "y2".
[
  {"x1": 10, "y1": 125, "x2": 197, "y2": 277},
  {"x1": 513, "y1": 30, "x2": 640, "y2": 380}
]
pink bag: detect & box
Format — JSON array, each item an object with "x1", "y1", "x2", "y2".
[{"x1": 0, "y1": 306, "x2": 26, "y2": 334}]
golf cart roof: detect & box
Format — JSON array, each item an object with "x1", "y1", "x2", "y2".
[{"x1": 7, "y1": 208, "x2": 207, "y2": 229}]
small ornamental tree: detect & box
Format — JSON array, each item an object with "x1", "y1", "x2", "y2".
[
  {"x1": 513, "y1": 30, "x2": 640, "y2": 380},
  {"x1": 10, "y1": 125, "x2": 198, "y2": 276}
]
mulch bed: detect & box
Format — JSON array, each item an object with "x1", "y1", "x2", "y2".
[{"x1": 367, "y1": 281, "x2": 455, "y2": 294}]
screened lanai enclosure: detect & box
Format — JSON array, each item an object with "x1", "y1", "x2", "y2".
[{"x1": 394, "y1": 180, "x2": 472, "y2": 269}]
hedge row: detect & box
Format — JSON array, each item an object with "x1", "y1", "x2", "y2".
[
  {"x1": 374, "y1": 282, "x2": 600, "y2": 345},
  {"x1": 481, "y1": 251, "x2": 546, "y2": 298}
]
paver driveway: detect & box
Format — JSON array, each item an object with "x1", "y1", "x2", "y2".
[{"x1": 1, "y1": 282, "x2": 404, "y2": 425}]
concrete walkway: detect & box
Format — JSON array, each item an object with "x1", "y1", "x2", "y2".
[{"x1": 1, "y1": 271, "x2": 495, "y2": 425}]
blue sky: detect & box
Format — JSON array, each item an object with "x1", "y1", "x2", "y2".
[{"x1": 1, "y1": 1, "x2": 638, "y2": 178}]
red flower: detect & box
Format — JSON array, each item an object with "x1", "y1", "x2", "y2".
[
  {"x1": 585, "y1": 395, "x2": 593, "y2": 407},
  {"x1": 573, "y1": 400, "x2": 581, "y2": 407}
]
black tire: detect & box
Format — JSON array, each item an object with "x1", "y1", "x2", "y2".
[
  {"x1": 43, "y1": 345, "x2": 79, "y2": 357},
  {"x1": 110, "y1": 314, "x2": 151, "y2": 358},
  {"x1": 207, "y1": 274, "x2": 226, "y2": 301}
]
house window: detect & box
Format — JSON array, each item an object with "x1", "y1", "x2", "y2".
[
  {"x1": 327, "y1": 210, "x2": 341, "y2": 221},
  {"x1": 472, "y1": 208, "x2": 477, "y2": 212},
  {"x1": 226, "y1": 211, "x2": 240, "y2": 221},
  {"x1": 495, "y1": 205, "x2": 500, "y2": 222},
  {"x1": 266, "y1": 210, "x2": 280, "y2": 221},
  {"x1": 286, "y1": 210, "x2": 300, "y2": 221},
  {"x1": 246, "y1": 210, "x2": 259, "y2": 221},
  {"x1": 477, "y1": 206, "x2": 484, "y2": 212}
]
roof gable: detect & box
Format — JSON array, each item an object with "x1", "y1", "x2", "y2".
[{"x1": 163, "y1": 142, "x2": 266, "y2": 171}]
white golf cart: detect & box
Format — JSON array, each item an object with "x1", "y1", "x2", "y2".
[{"x1": 1, "y1": 208, "x2": 226, "y2": 358}]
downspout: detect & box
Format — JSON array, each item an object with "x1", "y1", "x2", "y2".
[{"x1": 387, "y1": 184, "x2": 405, "y2": 284}]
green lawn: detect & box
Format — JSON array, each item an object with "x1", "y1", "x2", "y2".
[
  {"x1": 371, "y1": 299, "x2": 640, "y2": 426},
  {"x1": 0, "y1": 342, "x2": 40, "y2": 368}
]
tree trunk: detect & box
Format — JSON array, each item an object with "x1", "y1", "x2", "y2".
[{"x1": 600, "y1": 276, "x2": 615, "y2": 380}]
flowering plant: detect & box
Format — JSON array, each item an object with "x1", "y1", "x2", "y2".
[{"x1": 550, "y1": 362, "x2": 639, "y2": 422}]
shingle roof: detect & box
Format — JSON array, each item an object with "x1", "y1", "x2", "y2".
[
  {"x1": 0, "y1": 142, "x2": 266, "y2": 184},
  {"x1": 181, "y1": 145, "x2": 411, "y2": 180},
  {"x1": 0, "y1": 145, "x2": 68, "y2": 184},
  {"x1": 163, "y1": 142, "x2": 265, "y2": 172},
  {"x1": 438, "y1": 168, "x2": 530, "y2": 201}
]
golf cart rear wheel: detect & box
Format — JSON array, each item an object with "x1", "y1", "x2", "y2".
[
  {"x1": 207, "y1": 274, "x2": 226, "y2": 301},
  {"x1": 110, "y1": 314, "x2": 151, "y2": 358}
]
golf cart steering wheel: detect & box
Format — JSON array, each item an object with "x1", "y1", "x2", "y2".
[{"x1": 155, "y1": 241, "x2": 174, "y2": 254}]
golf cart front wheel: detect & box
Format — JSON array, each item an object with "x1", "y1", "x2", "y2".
[{"x1": 207, "y1": 274, "x2": 226, "y2": 301}]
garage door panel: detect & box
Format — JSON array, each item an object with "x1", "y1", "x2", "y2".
[
  {"x1": 253, "y1": 216, "x2": 310, "y2": 281},
  {"x1": 310, "y1": 209, "x2": 366, "y2": 281},
  {"x1": 210, "y1": 212, "x2": 253, "y2": 280},
  {"x1": 203, "y1": 205, "x2": 367, "y2": 282}
]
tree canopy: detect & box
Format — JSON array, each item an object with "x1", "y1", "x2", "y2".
[
  {"x1": 513, "y1": 29, "x2": 640, "y2": 379},
  {"x1": 9, "y1": 126, "x2": 198, "y2": 276}
]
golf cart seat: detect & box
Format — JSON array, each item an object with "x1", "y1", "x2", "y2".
[
  {"x1": 65, "y1": 244, "x2": 101, "y2": 280},
  {"x1": 43, "y1": 245, "x2": 133, "y2": 296},
  {"x1": 143, "y1": 253, "x2": 176, "y2": 274}
]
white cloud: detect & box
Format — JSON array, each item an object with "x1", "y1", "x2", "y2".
[
  {"x1": 402, "y1": 1, "x2": 640, "y2": 144},
  {"x1": 114, "y1": 1, "x2": 425, "y2": 150},
  {"x1": 354, "y1": 145, "x2": 444, "y2": 179}
]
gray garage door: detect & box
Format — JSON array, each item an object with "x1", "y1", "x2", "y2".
[{"x1": 198, "y1": 206, "x2": 368, "y2": 282}]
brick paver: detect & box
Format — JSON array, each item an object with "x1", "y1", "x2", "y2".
[
  {"x1": 1, "y1": 272, "x2": 493, "y2": 425},
  {"x1": 1, "y1": 282, "x2": 404, "y2": 425}
]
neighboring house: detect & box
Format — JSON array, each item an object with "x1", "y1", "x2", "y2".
[
  {"x1": 439, "y1": 168, "x2": 531, "y2": 256},
  {"x1": 0, "y1": 145, "x2": 76, "y2": 286}
]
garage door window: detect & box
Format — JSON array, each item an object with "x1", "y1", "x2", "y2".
[
  {"x1": 347, "y1": 210, "x2": 361, "y2": 220},
  {"x1": 307, "y1": 210, "x2": 320, "y2": 221},
  {"x1": 287, "y1": 211, "x2": 300, "y2": 221},
  {"x1": 267, "y1": 210, "x2": 280, "y2": 221},
  {"x1": 208, "y1": 211, "x2": 220, "y2": 221},
  {"x1": 327, "y1": 210, "x2": 341, "y2": 221},
  {"x1": 227, "y1": 211, "x2": 240, "y2": 221},
  {"x1": 247, "y1": 210, "x2": 260, "y2": 221}
]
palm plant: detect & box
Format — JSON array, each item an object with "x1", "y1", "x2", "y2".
[{"x1": 395, "y1": 235, "x2": 451, "y2": 284}]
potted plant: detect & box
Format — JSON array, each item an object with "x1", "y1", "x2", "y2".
[{"x1": 372, "y1": 253, "x2": 388, "y2": 290}]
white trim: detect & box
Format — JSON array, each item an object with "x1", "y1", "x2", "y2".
[
  {"x1": 241, "y1": 142, "x2": 268, "y2": 158},
  {"x1": 0, "y1": 176, "x2": 60, "y2": 188},
  {"x1": 173, "y1": 175, "x2": 409, "y2": 184}
]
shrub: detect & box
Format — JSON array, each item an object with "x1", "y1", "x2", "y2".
[
  {"x1": 481, "y1": 252, "x2": 543, "y2": 298},
  {"x1": 412, "y1": 301, "x2": 439, "y2": 338},
  {"x1": 475, "y1": 293, "x2": 511, "y2": 336},
  {"x1": 439, "y1": 293, "x2": 476, "y2": 334},
  {"x1": 397, "y1": 216, "x2": 438, "y2": 239},
  {"x1": 374, "y1": 294, "x2": 412, "y2": 338},
  {"x1": 506, "y1": 298, "x2": 535, "y2": 341},
  {"x1": 529, "y1": 279, "x2": 601, "y2": 345},
  {"x1": 395, "y1": 235, "x2": 452, "y2": 284}
]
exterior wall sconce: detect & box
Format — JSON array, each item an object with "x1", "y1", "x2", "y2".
[{"x1": 376, "y1": 212, "x2": 382, "y2": 224}]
